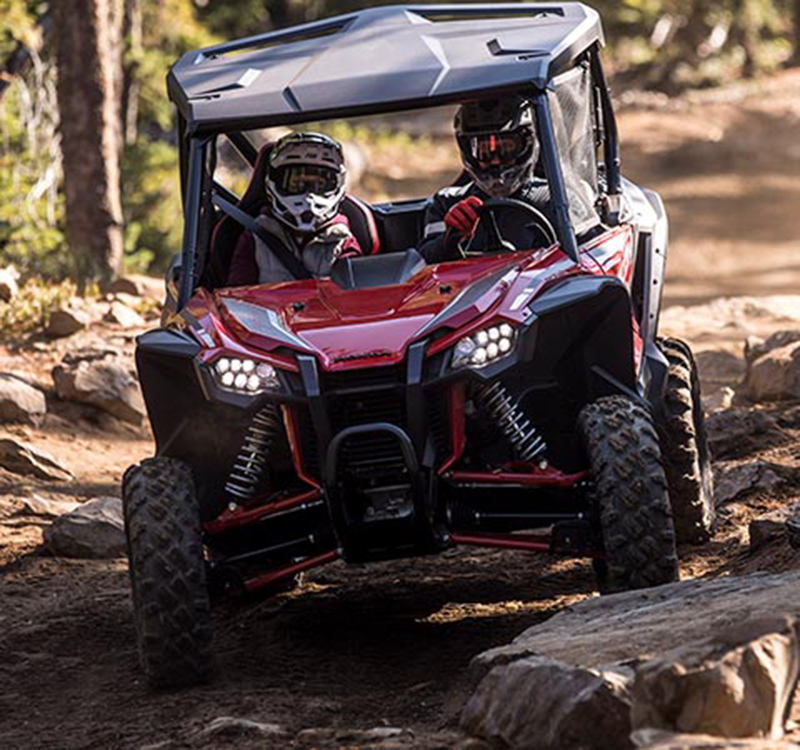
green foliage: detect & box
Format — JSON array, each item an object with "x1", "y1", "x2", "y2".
[
  {"x1": 0, "y1": 0, "x2": 37, "y2": 57},
  {"x1": 122, "y1": 137, "x2": 183, "y2": 275},
  {"x1": 0, "y1": 276, "x2": 76, "y2": 337},
  {"x1": 0, "y1": 52, "x2": 67, "y2": 279}
]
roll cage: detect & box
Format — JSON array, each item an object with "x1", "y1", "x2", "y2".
[{"x1": 170, "y1": 3, "x2": 622, "y2": 309}]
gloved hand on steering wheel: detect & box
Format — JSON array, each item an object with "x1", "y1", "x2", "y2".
[{"x1": 444, "y1": 195, "x2": 484, "y2": 237}]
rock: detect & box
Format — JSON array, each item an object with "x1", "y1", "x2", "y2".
[
  {"x1": 106, "y1": 274, "x2": 163, "y2": 302},
  {"x1": 631, "y1": 615, "x2": 800, "y2": 739},
  {"x1": 19, "y1": 495, "x2": 80, "y2": 517},
  {"x1": 745, "y1": 340, "x2": 800, "y2": 401},
  {"x1": 745, "y1": 330, "x2": 800, "y2": 365},
  {"x1": 104, "y1": 300, "x2": 145, "y2": 329},
  {"x1": 695, "y1": 350, "x2": 745, "y2": 385},
  {"x1": 0, "y1": 264, "x2": 19, "y2": 302},
  {"x1": 295, "y1": 726, "x2": 415, "y2": 748},
  {"x1": 471, "y1": 572, "x2": 800, "y2": 676},
  {"x1": 461, "y1": 656, "x2": 633, "y2": 750},
  {"x1": 705, "y1": 409, "x2": 787, "y2": 460},
  {"x1": 0, "y1": 439, "x2": 73, "y2": 481},
  {"x1": 190, "y1": 716, "x2": 285, "y2": 742},
  {"x1": 42, "y1": 497, "x2": 126, "y2": 559},
  {"x1": 632, "y1": 728, "x2": 797, "y2": 748},
  {"x1": 46, "y1": 307, "x2": 90, "y2": 338},
  {"x1": 0, "y1": 374, "x2": 46, "y2": 425},
  {"x1": 749, "y1": 518, "x2": 787, "y2": 551},
  {"x1": 713, "y1": 460, "x2": 789, "y2": 505},
  {"x1": 52, "y1": 349, "x2": 144, "y2": 425},
  {"x1": 786, "y1": 513, "x2": 800, "y2": 550},
  {"x1": 702, "y1": 386, "x2": 735, "y2": 414}
]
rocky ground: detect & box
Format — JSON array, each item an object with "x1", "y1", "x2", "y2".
[{"x1": 2, "y1": 72, "x2": 800, "y2": 749}]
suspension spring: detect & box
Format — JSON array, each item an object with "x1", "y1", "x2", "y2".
[
  {"x1": 225, "y1": 404, "x2": 282, "y2": 501},
  {"x1": 477, "y1": 382, "x2": 547, "y2": 462}
]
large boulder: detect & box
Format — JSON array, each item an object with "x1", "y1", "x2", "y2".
[
  {"x1": 467, "y1": 573, "x2": 800, "y2": 746},
  {"x1": 461, "y1": 656, "x2": 633, "y2": 750},
  {"x1": 0, "y1": 374, "x2": 46, "y2": 425},
  {"x1": 43, "y1": 496, "x2": 126, "y2": 558},
  {"x1": 632, "y1": 615, "x2": 800, "y2": 739},
  {"x1": 0, "y1": 438, "x2": 73, "y2": 481},
  {"x1": 632, "y1": 729, "x2": 797, "y2": 748},
  {"x1": 52, "y1": 348, "x2": 144, "y2": 425}
]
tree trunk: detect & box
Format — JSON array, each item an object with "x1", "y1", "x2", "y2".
[
  {"x1": 54, "y1": 0, "x2": 124, "y2": 287},
  {"x1": 793, "y1": 0, "x2": 800, "y2": 65},
  {"x1": 121, "y1": 0, "x2": 142, "y2": 145}
]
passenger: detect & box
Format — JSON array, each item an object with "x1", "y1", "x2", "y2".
[
  {"x1": 227, "y1": 132, "x2": 363, "y2": 285},
  {"x1": 419, "y1": 96, "x2": 554, "y2": 262}
]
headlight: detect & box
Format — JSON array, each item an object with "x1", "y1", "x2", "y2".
[
  {"x1": 452, "y1": 323, "x2": 517, "y2": 369},
  {"x1": 211, "y1": 357, "x2": 280, "y2": 394}
]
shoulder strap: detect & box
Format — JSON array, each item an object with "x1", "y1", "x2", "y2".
[{"x1": 211, "y1": 192, "x2": 312, "y2": 281}]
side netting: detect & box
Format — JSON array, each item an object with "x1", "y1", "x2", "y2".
[{"x1": 549, "y1": 64, "x2": 599, "y2": 235}]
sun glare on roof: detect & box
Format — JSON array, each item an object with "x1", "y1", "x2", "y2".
[
  {"x1": 209, "y1": 19, "x2": 353, "y2": 59},
  {"x1": 413, "y1": 7, "x2": 566, "y2": 23}
]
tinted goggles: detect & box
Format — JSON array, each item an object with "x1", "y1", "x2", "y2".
[
  {"x1": 464, "y1": 130, "x2": 531, "y2": 166},
  {"x1": 272, "y1": 164, "x2": 341, "y2": 196}
]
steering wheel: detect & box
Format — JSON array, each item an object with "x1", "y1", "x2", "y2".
[{"x1": 474, "y1": 198, "x2": 557, "y2": 253}]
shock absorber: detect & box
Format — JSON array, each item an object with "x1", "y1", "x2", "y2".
[
  {"x1": 477, "y1": 382, "x2": 547, "y2": 463},
  {"x1": 225, "y1": 404, "x2": 282, "y2": 501}
]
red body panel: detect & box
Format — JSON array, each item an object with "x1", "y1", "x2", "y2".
[{"x1": 198, "y1": 225, "x2": 637, "y2": 372}]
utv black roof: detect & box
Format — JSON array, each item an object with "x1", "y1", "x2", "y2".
[{"x1": 168, "y1": 2, "x2": 603, "y2": 134}]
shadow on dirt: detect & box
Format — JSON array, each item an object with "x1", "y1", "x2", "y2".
[{"x1": 0, "y1": 548, "x2": 595, "y2": 747}]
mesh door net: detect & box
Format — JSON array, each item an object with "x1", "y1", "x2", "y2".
[{"x1": 548, "y1": 64, "x2": 599, "y2": 235}]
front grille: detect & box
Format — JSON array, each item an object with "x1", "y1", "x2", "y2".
[
  {"x1": 322, "y1": 365, "x2": 403, "y2": 393},
  {"x1": 292, "y1": 364, "x2": 454, "y2": 481}
]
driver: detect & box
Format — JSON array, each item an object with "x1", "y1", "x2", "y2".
[
  {"x1": 227, "y1": 132, "x2": 363, "y2": 285},
  {"x1": 419, "y1": 96, "x2": 554, "y2": 262}
]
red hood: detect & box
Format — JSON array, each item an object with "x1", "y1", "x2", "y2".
[{"x1": 213, "y1": 248, "x2": 574, "y2": 371}]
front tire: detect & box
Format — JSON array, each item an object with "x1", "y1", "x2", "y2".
[
  {"x1": 122, "y1": 457, "x2": 213, "y2": 689},
  {"x1": 658, "y1": 337, "x2": 716, "y2": 544},
  {"x1": 579, "y1": 396, "x2": 679, "y2": 593}
]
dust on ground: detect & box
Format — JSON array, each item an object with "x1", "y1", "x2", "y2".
[{"x1": 2, "y1": 71, "x2": 800, "y2": 748}]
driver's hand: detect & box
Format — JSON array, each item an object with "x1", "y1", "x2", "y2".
[{"x1": 445, "y1": 196, "x2": 483, "y2": 237}]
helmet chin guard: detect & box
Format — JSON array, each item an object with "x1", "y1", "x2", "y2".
[{"x1": 266, "y1": 132, "x2": 347, "y2": 234}]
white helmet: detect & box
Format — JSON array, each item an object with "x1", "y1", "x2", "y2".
[
  {"x1": 454, "y1": 96, "x2": 539, "y2": 198},
  {"x1": 265, "y1": 132, "x2": 347, "y2": 234}
]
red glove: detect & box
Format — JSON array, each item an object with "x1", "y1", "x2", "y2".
[{"x1": 444, "y1": 196, "x2": 483, "y2": 237}]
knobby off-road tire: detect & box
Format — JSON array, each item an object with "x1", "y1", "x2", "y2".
[
  {"x1": 658, "y1": 337, "x2": 716, "y2": 544},
  {"x1": 579, "y1": 396, "x2": 680, "y2": 593},
  {"x1": 122, "y1": 457, "x2": 213, "y2": 689}
]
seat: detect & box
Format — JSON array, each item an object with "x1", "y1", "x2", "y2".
[{"x1": 204, "y1": 143, "x2": 381, "y2": 289}]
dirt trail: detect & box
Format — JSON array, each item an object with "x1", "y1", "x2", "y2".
[{"x1": 3, "y1": 71, "x2": 800, "y2": 748}]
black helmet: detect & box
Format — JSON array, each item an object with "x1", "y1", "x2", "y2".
[{"x1": 454, "y1": 96, "x2": 538, "y2": 198}]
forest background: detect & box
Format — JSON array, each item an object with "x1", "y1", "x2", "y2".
[{"x1": 1, "y1": 0, "x2": 800, "y2": 307}]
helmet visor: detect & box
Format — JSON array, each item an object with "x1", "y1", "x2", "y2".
[
  {"x1": 461, "y1": 130, "x2": 532, "y2": 168},
  {"x1": 272, "y1": 164, "x2": 341, "y2": 196}
]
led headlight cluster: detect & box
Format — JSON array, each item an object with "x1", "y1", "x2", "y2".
[
  {"x1": 212, "y1": 357, "x2": 280, "y2": 394},
  {"x1": 452, "y1": 323, "x2": 516, "y2": 369}
]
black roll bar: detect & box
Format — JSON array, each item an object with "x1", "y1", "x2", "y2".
[
  {"x1": 589, "y1": 46, "x2": 620, "y2": 196},
  {"x1": 178, "y1": 137, "x2": 209, "y2": 309}
]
